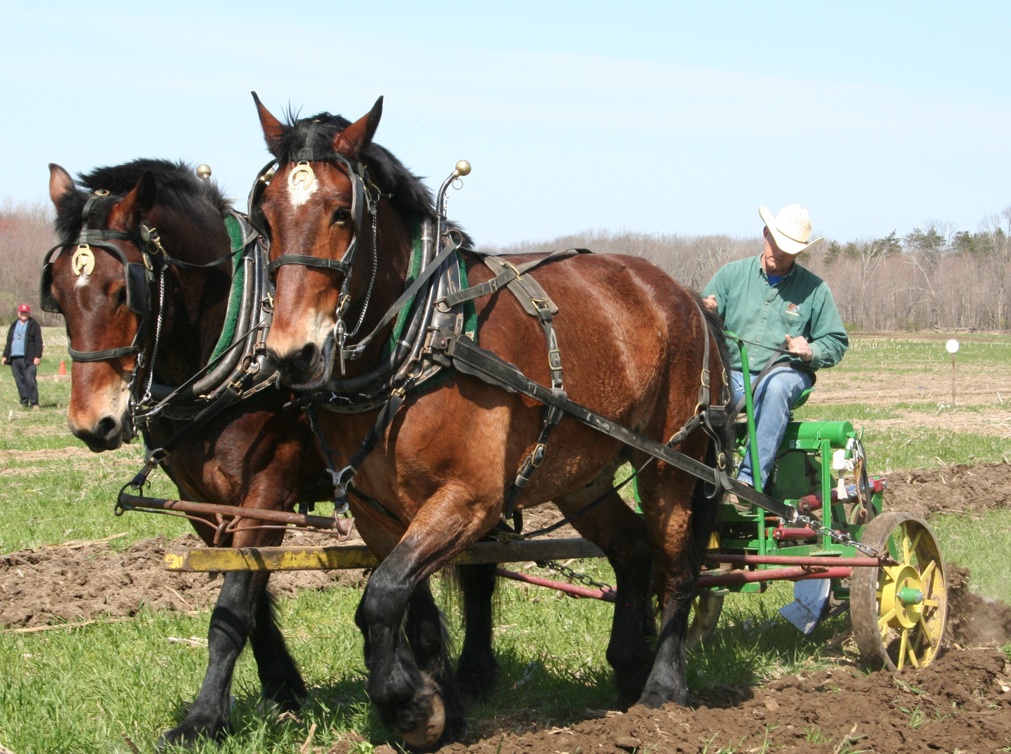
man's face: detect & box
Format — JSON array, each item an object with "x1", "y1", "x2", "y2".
[
  {"x1": 17, "y1": 311, "x2": 28, "y2": 321},
  {"x1": 761, "y1": 228, "x2": 796, "y2": 276}
]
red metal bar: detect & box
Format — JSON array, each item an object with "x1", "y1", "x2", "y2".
[
  {"x1": 697, "y1": 565, "x2": 853, "y2": 588},
  {"x1": 495, "y1": 567, "x2": 616, "y2": 602},
  {"x1": 495, "y1": 564, "x2": 855, "y2": 600},
  {"x1": 773, "y1": 527, "x2": 820, "y2": 540}
]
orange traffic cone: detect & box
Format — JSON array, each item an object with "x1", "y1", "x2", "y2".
[{"x1": 59, "y1": 359, "x2": 67, "y2": 376}]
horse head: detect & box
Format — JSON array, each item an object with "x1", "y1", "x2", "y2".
[
  {"x1": 45, "y1": 159, "x2": 231, "y2": 451},
  {"x1": 46, "y1": 163, "x2": 158, "y2": 450},
  {"x1": 252, "y1": 93, "x2": 390, "y2": 387}
]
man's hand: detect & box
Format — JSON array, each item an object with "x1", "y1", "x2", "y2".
[
  {"x1": 32, "y1": 357, "x2": 41, "y2": 366},
  {"x1": 702, "y1": 295, "x2": 718, "y2": 314},
  {"x1": 785, "y1": 334, "x2": 813, "y2": 362}
]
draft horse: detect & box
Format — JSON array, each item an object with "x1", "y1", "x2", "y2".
[
  {"x1": 44, "y1": 160, "x2": 331, "y2": 748},
  {"x1": 251, "y1": 93, "x2": 732, "y2": 749}
]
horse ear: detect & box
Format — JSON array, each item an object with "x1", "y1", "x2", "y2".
[
  {"x1": 252, "y1": 91, "x2": 285, "y2": 156},
  {"x1": 48, "y1": 163, "x2": 76, "y2": 206},
  {"x1": 109, "y1": 170, "x2": 157, "y2": 230},
  {"x1": 332, "y1": 96, "x2": 384, "y2": 159}
]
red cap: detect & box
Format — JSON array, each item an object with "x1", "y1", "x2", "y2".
[{"x1": 17, "y1": 304, "x2": 30, "y2": 313}]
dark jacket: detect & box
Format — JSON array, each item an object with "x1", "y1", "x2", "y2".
[{"x1": 3, "y1": 317, "x2": 44, "y2": 361}]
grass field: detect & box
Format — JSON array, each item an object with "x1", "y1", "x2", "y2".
[{"x1": 1, "y1": 329, "x2": 1009, "y2": 753}]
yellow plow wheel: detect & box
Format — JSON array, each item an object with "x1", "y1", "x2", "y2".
[{"x1": 850, "y1": 511, "x2": 948, "y2": 670}]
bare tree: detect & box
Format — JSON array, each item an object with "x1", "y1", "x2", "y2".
[
  {"x1": 0, "y1": 199, "x2": 56, "y2": 325},
  {"x1": 978, "y1": 207, "x2": 1011, "y2": 329}
]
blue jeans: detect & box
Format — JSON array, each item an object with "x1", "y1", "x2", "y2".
[
  {"x1": 10, "y1": 357, "x2": 39, "y2": 406},
  {"x1": 732, "y1": 367, "x2": 813, "y2": 489}
]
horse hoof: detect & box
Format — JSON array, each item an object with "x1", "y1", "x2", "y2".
[
  {"x1": 156, "y1": 717, "x2": 228, "y2": 752},
  {"x1": 637, "y1": 684, "x2": 689, "y2": 710},
  {"x1": 400, "y1": 691, "x2": 446, "y2": 751}
]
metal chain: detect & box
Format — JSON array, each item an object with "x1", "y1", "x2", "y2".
[
  {"x1": 535, "y1": 559, "x2": 614, "y2": 592},
  {"x1": 139, "y1": 266, "x2": 167, "y2": 406},
  {"x1": 791, "y1": 511, "x2": 886, "y2": 559},
  {"x1": 347, "y1": 208, "x2": 379, "y2": 339}
]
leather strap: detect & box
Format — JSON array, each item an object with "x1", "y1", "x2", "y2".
[{"x1": 432, "y1": 329, "x2": 798, "y2": 523}]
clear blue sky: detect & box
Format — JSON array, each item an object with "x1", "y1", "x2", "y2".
[{"x1": 4, "y1": 1, "x2": 1011, "y2": 247}]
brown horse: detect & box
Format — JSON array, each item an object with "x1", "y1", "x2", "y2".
[
  {"x1": 251, "y1": 94, "x2": 732, "y2": 749},
  {"x1": 44, "y1": 159, "x2": 332, "y2": 748}
]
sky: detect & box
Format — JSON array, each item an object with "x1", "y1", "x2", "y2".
[{"x1": 4, "y1": 1, "x2": 1011, "y2": 248}]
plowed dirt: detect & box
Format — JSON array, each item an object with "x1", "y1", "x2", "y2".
[{"x1": 2, "y1": 464, "x2": 1010, "y2": 752}]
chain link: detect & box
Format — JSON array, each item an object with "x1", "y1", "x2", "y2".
[
  {"x1": 535, "y1": 559, "x2": 615, "y2": 593},
  {"x1": 791, "y1": 511, "x2": 887, "y2": 559}
]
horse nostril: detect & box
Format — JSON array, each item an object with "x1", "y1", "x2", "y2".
[
  {"x1": 267, "y1": 343, "x2": 321, "y2": 385},
  {"x1": 72, "y1": 415, "x2": 124, "y2": 452},
  {"x1": 94, "y1": 416, "x2": 121, "y2": 443},
  {"x1": 293, "y1": 343, "x2": 319, "y2": 374}
]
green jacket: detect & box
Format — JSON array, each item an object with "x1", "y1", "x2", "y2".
[{"x1": 702, "y1": 255, "x2": 848, "y2": 373}]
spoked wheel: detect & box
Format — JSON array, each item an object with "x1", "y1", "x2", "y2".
[
  {"x1": 850, "y1": 511, "x2": 947, "y2": 670},
  {"x1": 687, "y1": 591, "x2": 724, "y2": 647}
]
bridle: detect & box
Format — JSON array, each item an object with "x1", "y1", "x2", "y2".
[
  {"x1": 40, "y1": 190, "x2": 162, "y2": 371},
  {"x1": 41, "y1": 189, "x2": 243, "y2": 407},
  {"x1": 249, "y1": 136, "x2": 381, "y2": 380}
]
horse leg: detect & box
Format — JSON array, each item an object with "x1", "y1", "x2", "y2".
[
  {"x1": 636, "y1": 453, "x2": 719, "y2": 708},
  {"x1": 247, "y1": 574, "x2": 307, "y2": 710},
  {"x1": 404, "y1": 578, "x2": 467, "y2": 741},
  {"x1": 158, "y1": 566, "x2": 306, "y2": 750},
  {"x1": 639, "y1": 584, "x2": 694, "y2": 708},
  {"x1": 556, "y1": 485, "x2": 655, "y2": 706},
  {"x1": 159, "y1": 570, "x2": 265, "y2": 748},
  {"x1": 354, "y1": 508, "x2": 499, "y2": 701},
  {"x1": 453, "y1": 562, "x2": 500, "y2": 700},
  {"x1": 356, "y1": 537, "x2": 468, "y2": 750}
]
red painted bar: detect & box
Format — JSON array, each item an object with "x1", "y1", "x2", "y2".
[{"x1": 495, "y1": 567, "x2": 617, "y2": 602}]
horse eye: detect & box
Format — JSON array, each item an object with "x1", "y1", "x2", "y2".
[
  {"x1": 331, "y1": 207, "x2": 351, "y2": 226},
  {"x1": 114, "y1": 285, "x2": 128, "y2": 308}
]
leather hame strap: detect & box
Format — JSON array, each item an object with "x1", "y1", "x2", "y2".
[{"x1": 437, "y1": 247, "x2": 588, "y2": 311}]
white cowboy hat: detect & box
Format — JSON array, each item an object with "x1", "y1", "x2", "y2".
[{"x1": 758, "y1": 204, "x2": 823, "y2": 255}]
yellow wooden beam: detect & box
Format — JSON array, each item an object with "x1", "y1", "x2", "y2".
[{"x1": 165, "y1": 537, "x2": 605, "y2": 572}]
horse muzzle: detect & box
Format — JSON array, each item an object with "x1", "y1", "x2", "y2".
[
  {"x1": 71, "y1": 413, "x2": 132, "y2": 452},
  {"x1": 266, "y1": 336, "x2": 335, "y2": 391}
]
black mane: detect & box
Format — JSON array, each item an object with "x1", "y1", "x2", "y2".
[
  {"x1": 276, "y1": 112, "x2": 437, "y2": 227},
  {"x1": 53, "y1": 158, "x2": 231, "y2": 243}
]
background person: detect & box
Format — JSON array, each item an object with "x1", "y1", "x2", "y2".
[
  {"x1": 3, "y1": 303, "x2": 44, "y2": 409},
  {"x1": 702, "y1": 204, "x2": 848, "y2": 490}
]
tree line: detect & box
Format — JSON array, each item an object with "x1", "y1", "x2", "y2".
[{"x1": 2, "y1": 197, "x2": 1010, "y2": 332}]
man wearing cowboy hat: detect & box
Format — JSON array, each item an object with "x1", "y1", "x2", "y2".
[
  {"x1": 702, "y1": 204, "x2": 848, "y2": 490},
  {"x1": 3, "y1": 303, "x2": 44, "y2": 409}
]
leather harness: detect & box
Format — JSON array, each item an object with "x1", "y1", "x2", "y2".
[{"x1": 250, "y1": 150, "x2": 802, "y2": 528}]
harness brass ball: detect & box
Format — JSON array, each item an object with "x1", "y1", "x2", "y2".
[
  {"x1": 196, "y1": 164, "x2": 212, "y2": 180},
  {"x1": 455, "y1": 160, "x2": 472, "y2": 177}
]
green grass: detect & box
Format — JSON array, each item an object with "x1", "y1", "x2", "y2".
[
  {"x1": 932, "y1": 509, "x2": 1011, "y2": 601},
  {"x1": 860, "y1": 426, "x2": 1010, "y2": 472},
  {"x1": 1, "y1": 330, "x2": 1010, "y2": 752}
]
